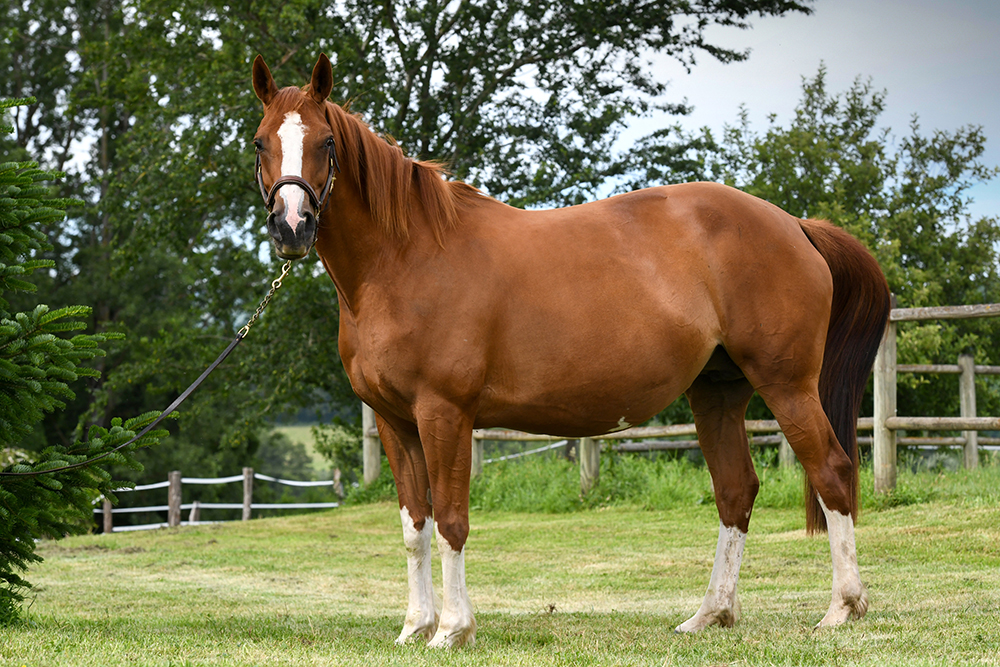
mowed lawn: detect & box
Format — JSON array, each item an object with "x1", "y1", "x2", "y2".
[{"x1": 2, "y1": 499, "x2": 999, "y2": 666}]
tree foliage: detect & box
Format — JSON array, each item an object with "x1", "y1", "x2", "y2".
[
  {"x1": 0, "y1": 96, "x2": 165, "y2": 625},
  {"x1": 0, "y1": 0, "x2": 813, "y2": 484},
  {"x1": 358, "y1": 0, "x2": 813, "y2": 207}
]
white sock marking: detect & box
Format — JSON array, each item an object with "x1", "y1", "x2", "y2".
[
  {"x1": 676, "y1": 522, "x2": 746, "y2": 632},
  {"x1": 276, "y1": 111, "x2": 306, "y2": 232},
  {"x1": 397, "y1": 507, "x2": 437, "y2": 643},
  {"x1": 428, "y1": 522, "x2": 476, "y2": 648},
  {"x1": 816, "y1": 496, "x2": 867, "y2": 625}
]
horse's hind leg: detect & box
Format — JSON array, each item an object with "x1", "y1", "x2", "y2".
[
  {"x1": 676, "y1": 373, "x2": 758, "y2": 633},
  {"x1": 816, "y1": 495, "x2": 867, "y2": 626},
  {"x1": 751, "y1": 380, "x2": 868, "y2": 627},
  {"x1": 377, "y1": 416, "x2": 439, "y2": 644}
]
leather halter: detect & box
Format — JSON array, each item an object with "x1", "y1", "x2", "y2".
[{"x1": 255, "y1": 139, "x2": 340, "y2": 213}]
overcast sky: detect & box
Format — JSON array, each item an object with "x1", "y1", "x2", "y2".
[{"x1": 627, "y1": 0, "x2": 1000, "y2": 219}]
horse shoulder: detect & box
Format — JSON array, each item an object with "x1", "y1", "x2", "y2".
[{"x1": 335, "y1": 301, "x2": 376, "y2": 405}]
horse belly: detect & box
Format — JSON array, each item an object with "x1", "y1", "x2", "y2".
[
  {"x1": 476, "y1": 387, "x2": 688, "y2": 438},
  {"x1": 476, "y1": 301, "x2": 717, "y2": 437}
]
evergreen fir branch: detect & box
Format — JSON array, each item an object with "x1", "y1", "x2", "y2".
[{"x1": 0, "y1": 97, "x2": 169, "y2": 624}]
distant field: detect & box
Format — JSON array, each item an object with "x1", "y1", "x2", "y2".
[
  {"x1": 3, "y1": 495, "x2": 999, "y2": 665},
  {"x1": 272, "y1": 424, "x2": 326, "y2": 473}
]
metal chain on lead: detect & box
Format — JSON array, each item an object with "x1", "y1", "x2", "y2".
[{"x1": 239, "y1": 260, "x2": 292, "y2": 338}]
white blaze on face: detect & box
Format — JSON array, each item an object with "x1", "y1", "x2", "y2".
[{"x1": 276, "y1": 111, "x2": 307, "y2": 232}]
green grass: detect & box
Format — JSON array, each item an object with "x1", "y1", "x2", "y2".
[
  {"x1": 3, "y1": 464, "x2": 1000, "y2": 665},
  {"x1": 467, "y1": 449, "x2": 1000, "y2": 515}
]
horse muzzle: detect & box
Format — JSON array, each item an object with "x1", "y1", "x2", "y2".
[{"x1": 267, "y1": 209, "x2": 317, "y2": 260}]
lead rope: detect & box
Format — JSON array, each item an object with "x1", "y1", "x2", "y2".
[
  {"x1": 239, "y1": 260, "x2": 292, "y2": 337},
  {"x1": 0, "y1": 260, "x2": 294, "y2": 478}
]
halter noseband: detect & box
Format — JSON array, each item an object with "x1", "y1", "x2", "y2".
[{"x1": 255, "y1": 139, "x2": 341, "y2": 213}]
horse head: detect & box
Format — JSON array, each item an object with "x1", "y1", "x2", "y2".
[{"x1": 251, "y1": 53, "x2": 338, "y2": 260}]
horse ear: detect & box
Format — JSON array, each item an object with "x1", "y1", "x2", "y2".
[
  {"x1": 252, "y1": 55, "x2": 278, "y2": 106},
  {"x1": 310, "y1": 53, "x2": 334, "y2": 104}
]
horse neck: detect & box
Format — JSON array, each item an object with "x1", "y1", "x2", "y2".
[{"x1": 313, "y1": 175, "x2": 426, "y2": 312}]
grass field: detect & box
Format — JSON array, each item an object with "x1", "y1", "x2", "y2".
[{"x1": 3, "y1": 472, "x2": 999, "y2": 666}]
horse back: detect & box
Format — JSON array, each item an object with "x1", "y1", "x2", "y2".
[{"x1": 465, "y1": 182, "x2": 833, "y2": 434}]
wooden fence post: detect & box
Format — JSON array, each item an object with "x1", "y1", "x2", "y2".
[
  {"x1": 580, "y1": 437, "x2": 600, "y2": 493},
  {"x1": 167, "y1": 471, "x2": 182, "y2": 527},
  {"x1": 189, "y1": 500, "x2": 201, "y2": 524},
  {"x1": 565, "y1": 439, "x2": 578, "y2": 463},
  {"x1": 778, "y1": 433, "x2": 796, "y2": 468},
  {"x1": 471, "y1": 433, "x2": 483, "y2": 478},
  {"x1": 333, "y1": 468, "x2": 345, "y2": 498},
  {"x1": 102, "y1": 497, "x2": 113, "y2": 534},
  {"x1": 242, "y1": 467, "x2": 253, "y2": 521},
  {"x1": 873, "y1": 305, "x2": 898, "y2": 494},
  {"x1": 362, "y1": 402, "x2": 382, "y2": 485},
  {"x1": 958, "y1": 352, "x2": 979, "y2": 469}
]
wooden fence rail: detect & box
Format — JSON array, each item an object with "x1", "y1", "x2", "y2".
[
  {"x1": 872, "y1": 301, "x2": 1000, "y2": 491},
  {"x1": 359, "y1": 301, "x2": 1000, "y2": 495}
]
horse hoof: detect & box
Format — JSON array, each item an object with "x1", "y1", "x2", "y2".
[
  {"x1": 427, "y1": 625, "x2": 476, "y2": 649},
  {"x1": 395, "y1": 614, "x2": 438, "y2": 645},
  {"x1": 395, "y1": 627, "x2": 434, "y2": 645},
  {"x1": 675, "y1": 607, "x2": 738, "y2": 633},
  {"x1": 815, "y1": 589, "x2": 869, "y2": 628}
]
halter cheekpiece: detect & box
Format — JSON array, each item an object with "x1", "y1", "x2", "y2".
[{"x1": 255, "y1": 138, "x2": 341, "y2": 213}]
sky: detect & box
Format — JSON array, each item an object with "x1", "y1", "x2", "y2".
[{"x1": 623, "y1": 0, "x2": 1000, "y2": 219}]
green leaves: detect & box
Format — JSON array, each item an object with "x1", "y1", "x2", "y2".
[
  {"x1": 0, "y1": 304, "x2": 119, "y2": 445},
  {"x1": 0, "y1": 157, "x2": 68, "y2": 313},
  {"x1": 0, "y1": 96, "x2": 168, "y2": 625},
  {"x1": 365, "y1": 0, "x2": 815, "y2": 206},
  {"x1": 0, "y1": 412, "x2": 166, "y2": 625}
]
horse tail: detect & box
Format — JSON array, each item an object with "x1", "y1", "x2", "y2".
[{"x1": 798, "y1": 219, "x2": 891, "y2": 533}]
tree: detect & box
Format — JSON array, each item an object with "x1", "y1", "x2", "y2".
[
  {"x1": 0, "y1": 96, "x2": 164, "y2": 624},
  {"x1": 2, "y1": 1, "x2": 290, "y2": 494},
  {"x1": 353, "y1": 0, "x2": 814, "y2": 207},
  {"x1": 627, "y1": 67, "x2": 1000, "y2": 423},
  {"x1": 1, "y1": 0, "x2": 814, "y2": 485}
]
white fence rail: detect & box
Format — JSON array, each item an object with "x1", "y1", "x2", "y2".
[{"x1": 96, "y1": 467, "x2": 339, "y2": 533}]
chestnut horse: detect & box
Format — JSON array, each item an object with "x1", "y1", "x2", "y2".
[{"x1": 251, "y1": 54, "x2": 890, "y2": 648}]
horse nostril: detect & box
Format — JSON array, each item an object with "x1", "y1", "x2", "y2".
[{"x1": 266, "y1": 213, "x2": 282, "y2": 243}]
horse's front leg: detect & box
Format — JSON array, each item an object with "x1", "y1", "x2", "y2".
[
  {"x1": 376, "y1": 415, "x2": 439, "y2": 644},
  {"x1": 416, "y1": 399, "x2": 477, "y2": 649}
]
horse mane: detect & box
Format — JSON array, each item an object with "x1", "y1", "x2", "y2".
[{"x1": 310, "y1": 91, "x2": 482, "y2": 241}]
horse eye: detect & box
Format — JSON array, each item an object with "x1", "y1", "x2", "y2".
[
  {"x1": 252, "y1": 138, "x2": 263, "y2": 151},
  {"x1": 324, "y1": 137, "x2": 334, "y2": 148}
]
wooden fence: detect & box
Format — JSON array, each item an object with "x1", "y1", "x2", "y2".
[
  {"x1": 359, "y1": 301, "x2": 1000, "y2": 494},
  {"x1": 96, "y1": 468, "x2": 340, "y2": 533},
  {"x1": 872, "y1": 300, "x2": 1000, "y2": 491}
]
